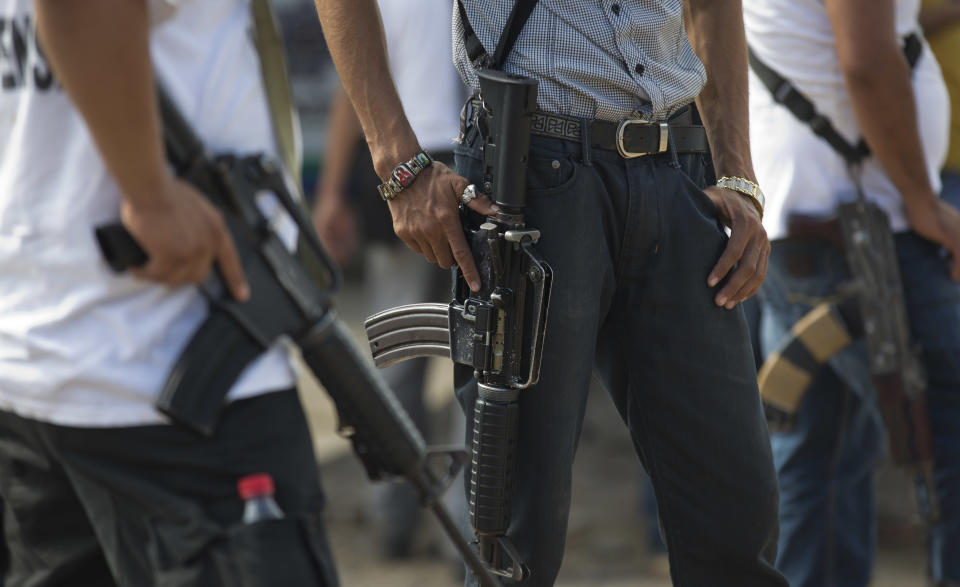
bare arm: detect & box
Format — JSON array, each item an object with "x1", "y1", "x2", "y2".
[
  {"x1": 827, "y1": 0, "x2": 933, "y2": 206},
  {"x1": 826, "y1": 0, "x2": 960, "y2": 279},
  {"x1": 312, "y1": 85, "x2": 362, "y2": 266},
  {"x1": 317, "y1": 86, "x2": 364, "y2": 196},
  {"x1": 313, "y1": 0, "x2": 494, "y2": 290},
  {"x1": 35, "y1": 0, "x2": 248, "y2": 298},
  {"x1": 36, "y1": 0, "x2": 165, "y2": 204},
  {"x1": 685, "y1": 0, "x2": 770, "y2": 308},
  {"x1": 919, "y1": 0, "x2": 960, "y2": 39},
  {"x1": 313, "y1": 0, "x2": 417, "y2": 178}
]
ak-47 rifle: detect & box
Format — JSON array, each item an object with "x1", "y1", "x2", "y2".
[
  {"x1": 364, "y1": 70, "x2": 553, "y2": 582},
  {"x1": 94, "y1": 86, "x2": 502, "y2": 587},
  {"x1": 758, "y1": 200, "x2": 939, "y2": 522}
]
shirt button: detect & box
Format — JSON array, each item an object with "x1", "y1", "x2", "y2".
[
  {"x1": 611, "y1": 3, "x2": 621, "y2": 14},
  {"x1": 635, "y1": 63, "x2": 645, "y2": 75}
]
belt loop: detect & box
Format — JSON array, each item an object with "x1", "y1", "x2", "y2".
[
  {"x1": 580, "y1": 119, "x2": 593, "y2": 167},
  {"x1": 667, "y1": 128, "x2": 681, "y2": 169}
]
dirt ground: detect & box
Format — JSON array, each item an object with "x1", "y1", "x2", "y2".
[{"x1": 296, "y1": 288, "x2": 930, "y2": 587}]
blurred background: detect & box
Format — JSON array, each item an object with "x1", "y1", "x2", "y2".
[{"x1": 271, "y1": 1, "x2": 934, "y2": 584}]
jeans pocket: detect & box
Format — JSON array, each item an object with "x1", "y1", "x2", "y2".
[
  {"x1": 685, "y1": 181, "x2": 720, "y2": 221},
  {"x1": 673, "y1": 168, "x2": 727, "y2": 243},
  {"x1": 455, "y1": 130, "x2": 583, "y2": 195},
  {"x1": 526, "y1": 151, "x2": 581, "y2": 198}
]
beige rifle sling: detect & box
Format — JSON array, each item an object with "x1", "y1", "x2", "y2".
[
  {"x1": 251, "y1": 0, "x2": 303, "y2": 195},
  {"x1": 758, "y1": 302, "x2": 855, "y2": 415}
]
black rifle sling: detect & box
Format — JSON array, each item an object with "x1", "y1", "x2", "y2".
[
  {"x1": 748, "y1": 32, "x2": 923, "y2": 165},
  {"x1": 457, "y1": 0, "x2": 538, "y2": 70},
  {"x1": 457, "y1": 0, "x2": 487, "y2": 63}
]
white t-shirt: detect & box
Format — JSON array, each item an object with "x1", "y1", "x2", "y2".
[
  {"x1": 0, "y1": 0, "x2": 295, "y2": 427},
  {"x1": 744, "y1": 0, "x2": 950, "y2": 239},
  {"x1": 378, "y1": 0, "x2": 466, "y2": 153}
]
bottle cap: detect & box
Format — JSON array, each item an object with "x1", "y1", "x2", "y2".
[{"x1": 237, "y1": 473, "x2": 275, "y2": 500}]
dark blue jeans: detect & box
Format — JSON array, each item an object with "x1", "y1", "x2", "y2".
[
  {"x1": 760, "y1": 226, "x2": 960, "y2": 586},
  {"x1": 454, "y1": 125, "x2": 786, "y2": 587}
]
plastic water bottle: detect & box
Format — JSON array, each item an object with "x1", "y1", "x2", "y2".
[{"x1": 238, "y1": 473, "x2": 285, "y2": 523}]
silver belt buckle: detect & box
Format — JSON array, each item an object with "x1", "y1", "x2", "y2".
[{"x1": 616, "y1": 120, "x2": 669, "y2": 158}]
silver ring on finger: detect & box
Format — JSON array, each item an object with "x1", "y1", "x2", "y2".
[{"x1": 460, "y1": 184, "x2": 477, "y2": 206}]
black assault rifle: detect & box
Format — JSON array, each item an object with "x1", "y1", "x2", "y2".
[
  {"x1": 364, "y1": 70, "x2": 553, "y2": 582},
  {"x1": 94, "y1": 87, "x2": 502, "y2": 587}
]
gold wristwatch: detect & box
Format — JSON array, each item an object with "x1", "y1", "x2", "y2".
[{"x1": 716, "y1": 176, "x2": 765, "y2": 219}]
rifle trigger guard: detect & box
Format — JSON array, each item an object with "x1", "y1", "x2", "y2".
[{"x1": 515, "y1": 242, "x2": 552, "y2": 389}]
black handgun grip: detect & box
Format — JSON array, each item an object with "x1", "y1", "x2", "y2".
[
  {"x1": 95, "y1": 223, "x2": 148, "y2": 272},
  {"x1": 469, "y1": 398, "x2": 520, "y2": 536}
]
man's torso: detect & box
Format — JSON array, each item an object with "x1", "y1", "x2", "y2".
[
  {"x1": 452, "y1": 0, "x2": 706, "y2": 121},
  {"x1": 921, "y1": 0, "x2": 960, "y2": 172},
  {"x1": 0, "y1": 0, "x2": 294, "y2": 427},
  {"x1": 743, "y1": 0, "x2": 950, "y2": 238}
]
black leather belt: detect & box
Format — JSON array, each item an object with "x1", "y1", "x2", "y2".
[
  {"x1": 529, "y1": 108, "x2": 708, "y2": 158},
  {"x1": 465, "y1": 98, "x2": 708, "y2": 158}
]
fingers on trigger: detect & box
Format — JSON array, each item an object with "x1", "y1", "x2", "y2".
[{"x1": 468, "y1": 195, "x2": 499, "y2": 216}]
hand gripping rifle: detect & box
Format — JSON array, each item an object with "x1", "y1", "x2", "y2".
[
  {"x1": 94, "y1": 87, "x2": 502, "y2": 587},
  {"x1": 758, "y1": 201, "x2": 939, "y2": 523},
  {"x1": 364, "y1": 70, "x2": 552, "y2": 582}
]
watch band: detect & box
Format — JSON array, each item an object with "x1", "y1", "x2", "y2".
[
  {"x1": 716, "y1": 176, "x2": 765, "y2": 219},
  {"x1": 377, "y1": 151, "x2": 434, "y2": 201}
]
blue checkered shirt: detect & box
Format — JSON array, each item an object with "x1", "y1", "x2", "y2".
[{"x1": 452, "y1": 0, "x2": 707, "y2": 122}]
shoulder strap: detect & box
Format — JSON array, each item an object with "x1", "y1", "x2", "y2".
[
  {"x1": 251, "y1": 0, "x2": 303, "y2": 192},
  {"x1": 748, "y1": 33, "x2": 923, "y2": 166},
  {"x1": 457, "y1": 0, "x2": 538, "y2": 70}
]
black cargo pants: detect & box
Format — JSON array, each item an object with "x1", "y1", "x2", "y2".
[{"x1": 0, "y1": 389, "x2": 338, "y2": 587}]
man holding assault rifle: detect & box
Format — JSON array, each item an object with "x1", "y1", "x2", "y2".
[{"x1": 316, "y1": 0, "x2": 788, "y2": 585}]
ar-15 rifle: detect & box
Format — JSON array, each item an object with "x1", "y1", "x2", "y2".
[
  {"x1": 758, "y1": 201, "x2": 939, "y2": 522},
  {"x1": 364, "y1": 70, "x2": 552, "y2": 582},
  {"x1": 94, "y1": 87, "x2": 502, "y2": 587}
]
